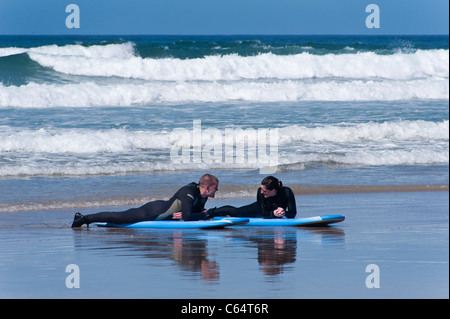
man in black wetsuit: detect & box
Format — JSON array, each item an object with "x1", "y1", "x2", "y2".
[
  {"x1": 71, "y1": 174, "x2": 219, "y2": 228},
  {"x1": 208, "y1": 176, "x2": 297, "y2": 219}
]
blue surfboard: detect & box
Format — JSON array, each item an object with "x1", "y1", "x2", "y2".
[
  {"x1": 213, "y1": 215, "x2": 344, "y2": 227},
  {"x1": 95, "y1": 217, "x2": 249, "y2": 229}
]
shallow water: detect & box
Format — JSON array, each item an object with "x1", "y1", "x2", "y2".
[{"x1": 0, "y1": 191, "x2": 447, "y2": 299}]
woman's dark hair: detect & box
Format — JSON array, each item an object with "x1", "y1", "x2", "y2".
[{"x1": 261, "y1": 176, "x2": 282, "y2": 191}]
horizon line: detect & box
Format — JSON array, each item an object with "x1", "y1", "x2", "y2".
[{"x1": 1, "y1": 33, "x2": 449, "y2": 37}]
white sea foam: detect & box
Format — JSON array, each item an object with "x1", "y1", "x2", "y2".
[
  {"x1": 278, "y1": 149, "x2": 449, "y2": 167},
  {"x1": 26, "y1": 45, "x2": 449, "y2": 81},
  {"x1": 0, "y1": 120, "x2": 447, "y2": 177},
  {"x1": 0, "y1": 42, "x2": 135, "y2": 59},
  {"x1": 1, "y1": 121, "x2": 447, "y2": 154},
  {"x1": 0, "y1": 128, "x2": 171, "y2": 153},
  {"x1": 0, "y1": 147, "x2": 447, "y2": 178},
  {"x1": 1, "y1": 77, "x2": 448, "y2": 108},
  {"x1": 0, "y1": 47, "x2": 28, "y2": 57},
  {"x1": 1, "y1": 43, "x2": 448, "y2": 106},
  {"x1": 278, "y1": 120, "x2": 449, "y2": 143}
]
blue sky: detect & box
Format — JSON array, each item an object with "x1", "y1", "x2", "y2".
[{"x1": 0, "y1": 0, "x2": 448, "y2": 35}]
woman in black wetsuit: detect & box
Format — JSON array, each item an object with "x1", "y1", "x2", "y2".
[
  {"x1": 209, "y1": 176, "x2": 297, "y2": 219},
  {"x1": 71, "y1": 174, "x2": 219, "y2": 227}
]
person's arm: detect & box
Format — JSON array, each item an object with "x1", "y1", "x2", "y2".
[
  {"x1": 284, "y1": 187, "x2": 297, "y2": 218},
  {"x1": 180, "y1": 188, "x2": 208, "y2": 221},
  {"x1": 257, "y1": 188, "x2": 274, "y2": 219}
]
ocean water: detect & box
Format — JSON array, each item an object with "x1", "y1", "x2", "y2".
[
  {"x1": 0, "y1": 35, "x2": 448, "y2": 300},
  {"x1": 0, "y1": 35, "x2": 448, "y2": 212}
]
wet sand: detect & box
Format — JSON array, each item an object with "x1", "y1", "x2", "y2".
[
  {"x1": 0, "y1": 190, "x2": 448, "y2": 299},
  {"x1": 217, "y1": 184, "x2": 450, "y2": 197}
]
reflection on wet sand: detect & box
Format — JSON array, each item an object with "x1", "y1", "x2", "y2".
[
  {"x1": 73, "y1": 225, "x2": 345, "y2": 282},
  {"x1": 171, "y1": 231, "x2": 220, "y2": 282},
  {"x1": 257, "y1": 230, "x2": 297, "y2": 276},
  {"x1": 226, "y1": 229, "x2": 297, "y2": 276},
  {"x1": 83, "y1": 228, "x2": 221, "y2": 282},
  {"x1": 227, "y1": 227, "x2": 345, "y2": 276}
]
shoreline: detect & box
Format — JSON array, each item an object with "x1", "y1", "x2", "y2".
[
  {"x1": 287, "y1": 184, "x2": 449, "y2": 195},
  {"x1": 1, "y1": 184, "x2": 448, "y2": 214},
  {"x1": 216, "y1": 184, "x2": 450, "y2": 198}
]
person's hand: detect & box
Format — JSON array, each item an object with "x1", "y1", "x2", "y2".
[
  {"x1": 173, "y1": 212, "x2": 183, "y2": 219},
  {"x1": 203, "y1": 209, "x2": 212, "y2": 219},
  {"x1": 273, "y1": 207, "x2": 285, "y2": 218}
]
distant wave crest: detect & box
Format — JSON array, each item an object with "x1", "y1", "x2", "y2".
[
  {"x1": 0, "y1": 42, "x2": 448, "y2": 107},
  {"x1": 25, "y1": 43, "x2": 449, "y2": 81}
]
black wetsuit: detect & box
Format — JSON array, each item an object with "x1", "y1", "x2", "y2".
[
  {"x1": 84, "y1": 182, "x2": 208, "y2": 224},
  {"x1": 210, "y1": 186, "x2": 297, "y2": 219}
]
